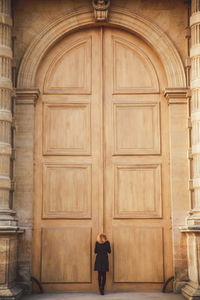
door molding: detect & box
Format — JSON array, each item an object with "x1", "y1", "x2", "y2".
[{"x1": 17, "y1": 6, "x2": 186, "y2": 89}]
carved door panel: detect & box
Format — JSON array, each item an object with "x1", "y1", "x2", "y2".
[{"x1": 34, "y1": 27, "x2": 173, "y2": 292}]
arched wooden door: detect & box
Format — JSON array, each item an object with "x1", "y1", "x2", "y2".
[{"x1": 34, "y1": 27, "x2": 173, "y2": 292}]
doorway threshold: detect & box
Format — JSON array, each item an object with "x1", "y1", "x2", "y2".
[{"x1": 22, "y1": 292, "x2": 184, "y2": 300}]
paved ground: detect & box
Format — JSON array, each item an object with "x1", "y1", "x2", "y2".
[{"x1": 22, "y1": 292, "x2": 185, "y2": 300}]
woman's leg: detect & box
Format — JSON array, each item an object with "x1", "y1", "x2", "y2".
[
  {"x1": 98, "y1": 271, "x2": 102, "y2": 289},
  {"x1": 102, "y1": 272, "x2": 106, "y2": 290}
]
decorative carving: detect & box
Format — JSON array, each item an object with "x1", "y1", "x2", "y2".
[{"x1": 92, "y1": 0, "x2": 110, "y2": 22}]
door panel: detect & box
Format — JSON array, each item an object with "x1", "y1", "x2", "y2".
[
  {"x1": 113, "y1": 226, "x2": 164, "y2": 282},
  {"x1": 112, "y1": 37, "x2": 159, "y2": 93},
  {"x1": 44, "y1": 37, "x2": 92, "y2": 94},
  {"x1": 34, "y1": 27, "x2": 172, "y2": 292},
  {"x1": 113, "y1": 102, "x2": 160, "y2": 155},
  {"x1": 43, "y1": 163, "x2": 91, "y2": 219},
  {"x1": 43, "y1": 103, "x2": 91, "y2": 155},
  {"x1": 41, "y1": 227, "x2": 91, "y2": 283},
  {"x1": 114, "y1": 164, "x2": 162, "y2": 219}
]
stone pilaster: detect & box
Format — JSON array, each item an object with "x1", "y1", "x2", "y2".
[
  {"x1": 182, "y1": 0, "x2": 200, "y2": 299},
  {"x1": 0, "y1": 0, "x2": 23, "y2": 299},
  {"x1": 15, "y1": 89, "x2": 39, "y2": 293},
  {"x1": 164, "y1": 89, "x2": 189, "y2": 292}
]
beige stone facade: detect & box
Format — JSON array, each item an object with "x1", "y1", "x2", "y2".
[{"x1": 0, "y1": 0, "x2": 199, "y2": 299}]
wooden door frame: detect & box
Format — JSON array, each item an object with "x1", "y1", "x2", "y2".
[{"x1": 16, "y1": 6, "x2": 189, "y2": 292}]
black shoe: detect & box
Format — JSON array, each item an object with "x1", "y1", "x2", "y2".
[{"x1": 100, "y1": 288, "x2": 104, "y2": 295}]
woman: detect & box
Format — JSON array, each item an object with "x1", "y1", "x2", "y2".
[{"x1": 94, "y1": 233, "x2": 111, "y2": 295}]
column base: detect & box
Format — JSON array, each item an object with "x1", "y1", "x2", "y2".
[
  {"x1": 0, "y1": 210, "x2": 18, "y2": 228},
  {"x1": 182, "y1": 283, "x2": 200, "y2": 299},
  {"x1": 185, "y1": 210, "x2": 200, "y2": 227},
  {"x1": 0, "y1": 286, "x2": 23, "y2": 300},
  {"x1": 174, "y1": 280, "x2": 188, "y2": 293}
]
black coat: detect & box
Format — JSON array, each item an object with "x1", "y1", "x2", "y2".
[{"x1": 94, "y1": 241, "x2": 111, "y2": 272}]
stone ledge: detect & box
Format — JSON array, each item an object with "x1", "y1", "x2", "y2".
[
  {"x1": 180, "y1": 225, "x2": 200, "y2": 232},
  {"x1": 16, "y1": 89, "x2": 40, "y2": 106},
  {"x1": 0, "y1": 227, "x2": 24, "y2": 234},
  {"x1": 182, "y1": 283, "x2": 200, "y2": 299}
]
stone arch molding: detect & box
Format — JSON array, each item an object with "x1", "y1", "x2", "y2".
[{"x1": 17, "y1": 7, "x2": 186, "y2": 88}]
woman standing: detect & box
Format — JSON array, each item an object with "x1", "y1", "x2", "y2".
[{"x1": 94, "y1": 233, "x2": 111, "y2": 295}]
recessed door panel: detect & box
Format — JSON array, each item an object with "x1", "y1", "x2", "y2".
[
  {"x1": 113, "y1": 226, "x2": 164, "y2": 283},
  {"x1": 43, "y1": 163, "x2": 92, "y2": 219},
  {"x1": 44, "y1": 38, "x2": 92, "y2": 94},
  {"x1": 41, "y1": 227, "x2": 92, "y2": 283},
  {"x1": 43, "y1": 103, "x2": 91, "y2": 155},
  {"x1": 113, "y1": 102, "x2": 160, "y2": 155},
  {"x1": 114, "y1": 164, "x2": 162, "y2": 218}
]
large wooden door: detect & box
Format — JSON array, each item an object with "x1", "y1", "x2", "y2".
[
  {"x1": 34, "y1": 27, "x2": 173, "y2": 292},
  {"x1": 103, "y1": 28, "x2": 172, "y2": 291}
]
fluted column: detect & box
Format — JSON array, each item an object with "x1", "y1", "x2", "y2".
[
  {"x1": 182, "y1": 1, "x2": 200, "y2": 299},
  {"x1": 0, "y1": 0, "x2": 16, "y2": 227},
  {"x1": 0, "y1": 1, "x2": 23, "y2": 299},
  {"x1": 189, "y1": 0, "x2": 200, "y2": 221}
]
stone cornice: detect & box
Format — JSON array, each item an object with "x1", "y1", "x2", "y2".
[
  {"x1": 163, "y1": 88, "x2": 189, "y2": 104},
  {"x1": 16, "y1": 88, "x2": 40, "y2": 105}
]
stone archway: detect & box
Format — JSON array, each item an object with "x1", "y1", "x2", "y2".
[
  {"x1": 16, "y1": 6, "x2": 189, "y2": 293},
  {"x1": 17, "y1": 7, "x2": 186, "y2": 88}
]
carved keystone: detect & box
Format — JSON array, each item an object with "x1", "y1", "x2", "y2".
[{"x1": 92, "y1": 0, "x2": 110, "y2": 21}]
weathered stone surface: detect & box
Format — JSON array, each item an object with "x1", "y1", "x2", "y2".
[{"x1": 0, "y1": 239, "x2": 7, "y2": 283}]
